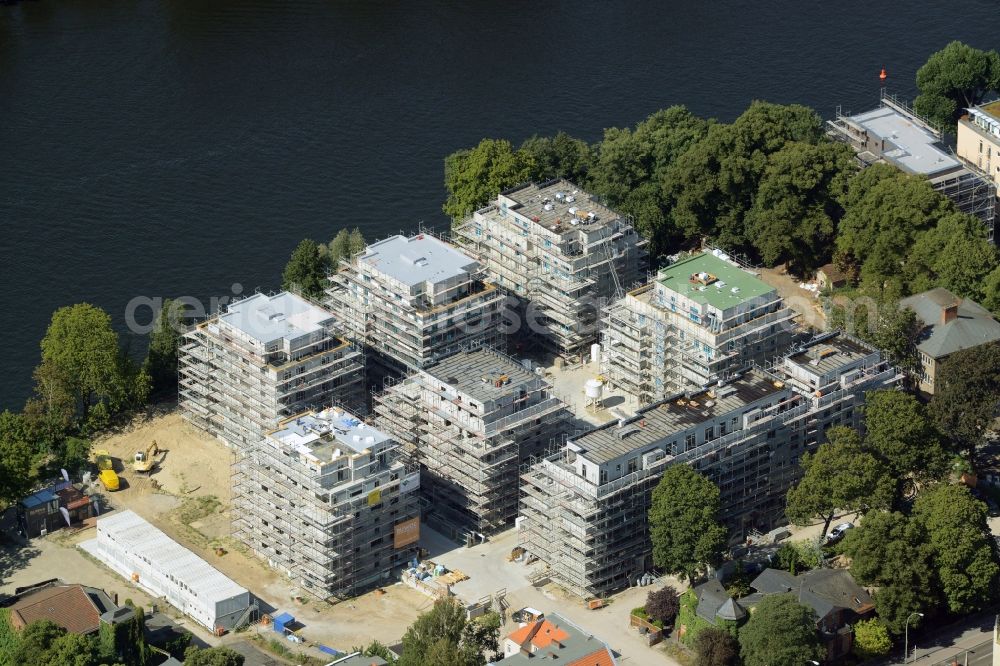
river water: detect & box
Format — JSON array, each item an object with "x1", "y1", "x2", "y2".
[{"x1": 1, "y1": 0, "x2": 998, "y2": 409}]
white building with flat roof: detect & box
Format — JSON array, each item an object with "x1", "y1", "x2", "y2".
[
  {"x1": 828, "y1": 92, "x2": 995, "y2": 241},
  {"x1": 179, "y1": 291, "x2": 364, "y2": 449},
  {"x1": 82, "y1": 510, "x2": 253, "y2": 632},
  {"x1": 327, "y1": 233, "x2": 504, "y2": 370}
]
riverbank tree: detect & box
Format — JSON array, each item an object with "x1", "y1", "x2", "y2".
[{"x1": 915, "y1": 41, "x2": 1000, "y2": 131}]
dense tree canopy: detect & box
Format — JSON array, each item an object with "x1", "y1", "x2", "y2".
[
  {"x1": 39, "y1": 303, "x2": 146, "y2": 425},
  {"x1": 0, "y1": 411, "x2": 33, "y2": 507},
  {"x1": 143, "y1": 298, "x2": 183, "y2": 395},
  {"x1": 745, "y1": 141, "x2": 855, "y2": 272},
  {"x1": 738, "y1": 594, "x2": 823, "y2": 666},
  {"x1": 785, "y1": 427, "x2": 894, "y2": 535},
  {"x1": 397, "y1": 597, "x2": 499, "y2": 666},
  {"x1": 863, "y1": 390, "x2": 950, "y2": 488},
  {"x1": 930, "y1": 343, "x2": 1000, "y2": 468},
  {"x1": 443, "y1": 139, "x2": 535, "y2": 220},
  {"x1": 841, "y1": 511, "x2": 938, "y2": 633},
  {"x1": 836, "y1": 166, "x2": 954, "y2": 292},
  {"x1": 649, "y1": 465, "x2": 728, "y2": 581},
  {"x1": 520, "y1": 131, "x2": 593, "y2": 185},
  {"x1": 913, "y1": 483, "x2": 1000, "y2": 614},
  {"x1": 281, "y1": 238, "x2": 329, "y2": 300},
  {"x1": 184, "y1": 646, "x2": 245, "y2": 666},
  {"x1": 664, "y1": 101, "x2": 825, "y2": 251},
  {"x1": 328, "y1": 227, "x2": 366, "y2": 265},
  {"x1": 915, "y1": 41, "x2": 1000, "y2": 131}
]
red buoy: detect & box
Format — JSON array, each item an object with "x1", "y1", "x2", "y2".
[{"x1": 879, "y1": 66, "x2": 887, "y2": 82}]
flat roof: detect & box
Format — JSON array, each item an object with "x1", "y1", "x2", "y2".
[
  {"x1": 270, "y1": 408, "x2": 390, "y2": 460},
  {"x1": 785, "y1": 334, "x2": 876, "y2": 376},
  {"x1": 571, "y1": 370, "x2": 787, "y2": 464},
  {"x1": 850, "y1": 106, "x2": 960, "y2": 176},
  {"x1": 95, "y1": 510, "x2": 247, "y2": 604},
  {"x1": 359, "y1": 234, "x2": 478, "y2": 288},
  {"x1": 979, "y1": 100, "x2": 1000, "y2": 121},
  {"x1": 220, "y1": 292, "x2": 332, "y2": 344},
  {"x1": 657, "y1": 253, "x2": 775, "y2": 311},
  {"x1": 422, "y1": 348, "x2": 540, "y2": 404},
  {"x1": 500, "y1": 179, "x2": 624, "y2": 233}
]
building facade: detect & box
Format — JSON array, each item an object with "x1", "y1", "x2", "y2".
[
  {"x1": 232, "y1": 408, "x2": 420, "y2": 600},
  {"x1": 957, "y1": 101, "x2": 1000, "y2": 197},
  {"x1": 601, "y1": 252, "x2": 794, "y2": 405},
  {"x1": 179, "y1": 292, "x2": 363, "y2": 449},
  {"x1": 519, "y1": 333, "x2": 900, "y2": 597},
  {"x1": 456, "y1": 179, "x2": 647, "y2": 359},
  {"x1": 899, "y1": 287, "x2": 1000, "y2": 394},
  {"x1": 326, "y1": 233, "x2": 504, "y2": 371},
  {"x1": 374, "y1": 348, "x2": 571, "y2": 540},
  {"x1": 828, "y1": 92, "x2": 995, "y2": 241}
]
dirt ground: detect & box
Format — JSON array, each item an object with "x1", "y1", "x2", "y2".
[
  {"x1": 757, "y1": 265, "x2": 827, "y2": 331},
  {"x1": 88, "y1": 411, "x2": 430, "y2": 655}
]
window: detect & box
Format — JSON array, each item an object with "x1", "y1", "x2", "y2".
[
  {"x1": 685, "y1": 433, "x2": 696, "y2": 450},
  {"x1": 628, "y1": 458, "x2": 638, "y2": 474},
  {"x1": 705, "y1": 426, "x2": 714, "y2": 441}
]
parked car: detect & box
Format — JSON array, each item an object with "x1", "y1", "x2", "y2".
[{"x1": 825, "y1": 522, "x2": 854, "y2": 545}]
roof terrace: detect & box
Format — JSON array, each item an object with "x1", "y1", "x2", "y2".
[
  {"x1": 269, "y1": 408, "x2": 391, "y2": 462},
  {"x1": 657, "y1": 253, "x2": 775, "y2": 312},
  {"x1": 571, "y1": 369, "x2": 788, "y2": 464},
  {"x1": 498, "y1": 179, "x2": 624, "y2": 234}
]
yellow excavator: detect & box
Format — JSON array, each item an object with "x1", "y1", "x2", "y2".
[
  {"x1": 133, "y1": 441, "x2": 161, "y2": 474},
  {"x1": 93, "y1": 449, "x2": 120, "y2": 491}
]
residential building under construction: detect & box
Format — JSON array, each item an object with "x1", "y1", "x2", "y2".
[
  {"x1": 326, "y1": 233, "x2": 505, "y2": 371},
  {"x1": 374, "y1": 348, "x2": 571, "y2": 541},
  {"x1": 455, "y1": 179, "x2": 647, "y2": 359},
  {"x1": 828, "y1": 91, "x2": 995, "y2": 242},
  {"x1": 179, "y1": 292, "x2": 364, "y2": 449},
  {"x1": 601, "y1": 251, "x2": 795, "y2": 406},
  {"x1": 519, "y1": 333, "x2": 900, "y2": 598},
  {"x1": 232, "y1": 408, "x2": 421, "y2": 600}
]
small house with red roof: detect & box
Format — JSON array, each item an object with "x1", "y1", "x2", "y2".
[{"x1": 498, "y1": 612, "x2": 616, "y2": 665}]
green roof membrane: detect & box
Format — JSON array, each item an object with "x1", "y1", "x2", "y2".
[{"x1": 657, "y1": 253, "x2": 774, "y2": 311}]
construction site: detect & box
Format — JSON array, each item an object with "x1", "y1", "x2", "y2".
[
  {"x1": 519, "y1": 332, "x2": 902, "y2": 598},
  {"x1": 827, "y1": 89, "x2": 996, "y2": 242},
  {"x1": 326, "y1": 232, "x2": 505, "y2": 371},
  {"x1": 179, "y1": 291, "x2": 364, "y2": 450},
  {"x1": 232, "y1": 407, "x2": 421, "y2": 601},
  {"x1": 373, "y1": 347, "x2": 572, "y2": 541},
  {"x1": 455, "y1": 179, "x2": 648, "y2": 360},
  {"x1": 601, "y1": 250, "x2": 796, "y2": 405}
]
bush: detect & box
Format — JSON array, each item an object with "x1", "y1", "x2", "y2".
[
  {"x1": 853, "y1": 618, "x2": 892, "y2": 658},
  {"x1": 694, "y1": 626, "x2": 740, "y2": 666},
  {"x1": 774, "y1": 541, "x2": 821, "y2": 574},
  {"x1": 645, "y1": 586, "x2": 681, "y2": 626}
]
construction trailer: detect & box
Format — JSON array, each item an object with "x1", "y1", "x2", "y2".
[
  {"x1": 179, "y1": 291, "x2": 364, "y2": 450},
  {"x1": 519, "y1": 333, "x2": 901, "y2": 598},
  {"x1": 827, "y1": 91, "x2": 996, "y2": 242},
  {"x1": 601, "y1": 251, "x2": 795, "y2": 406},
  {"x1": 455, "y1": 179, "x2": 648, "y2": 360},
  {"x1": 326, "y1": 232, "x2": 505, "y2": 372},
  {"x1": 82, "y1": 510, "x2": 254, "y2": 632},
  {"x1": 232, "y1": 408, "x2": 421, "y2": 600},
  {"x1": 374, "y1": 347, "x2": 571, "y2": 541}
]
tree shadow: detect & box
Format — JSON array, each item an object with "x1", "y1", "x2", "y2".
[{"x1": 0, "y1": 537, "x2": 41, "y2": 591}]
